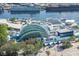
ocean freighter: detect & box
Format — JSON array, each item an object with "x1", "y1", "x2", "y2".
[
  {"x1": 10, "y1": 6, "x2": 41, "y2": 14},
  {"x1": 46, "y1": 5, "x2": 79, "y2": 12}
]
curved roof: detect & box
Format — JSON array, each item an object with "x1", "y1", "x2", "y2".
[{"x1": 18, "y1": 23, "x2": 50, "y2": 41}]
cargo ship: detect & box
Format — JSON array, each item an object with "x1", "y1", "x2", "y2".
[
  {"x1": 46, "y1": 5, "x2": 79, "y2": 12},
  {"x1": 10, "y1": 6, "x2": 41, "y2": 14}
]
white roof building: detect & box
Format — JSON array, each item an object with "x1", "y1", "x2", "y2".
[{"x1": 65, "y1": 19, "x2": 75, "y2": 24}]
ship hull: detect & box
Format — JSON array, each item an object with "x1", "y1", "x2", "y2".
[
  {"x1": 10, "y1": 6, "x2": 40, "y2": 14},
  {"x1": 10, "y1": 11, "x2": 40, "y2": 14},
  {"x1": 46, "y1": 5, "x2": 79, "y2": 12}
]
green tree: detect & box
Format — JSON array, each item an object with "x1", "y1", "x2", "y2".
[
  {"x1": 22, "y1": 44, "x2": 36, "y2": 56},
  {"x1": 0, "y1": 40, "x2": 20, "y2": 56},
  {"x1": 0, "y1": 24, "x2": 8, "y2": 47},
  {"x1": 35, "y1": 40, "x2": 43, "y2": 50},
  {"x1": 10, "y1": 17, "x2": 16, "y2": 22},
  {"x1": 0, "y1": 37, "x2": 44, "y2": 56},
  {"x1": 60, "y1": 40, "x2": 72, "y2": 49},
  {"x1": 46, "y1": 51, "x2": 50, "y2": 56},
  {"x1": 73, "y1": 25, "x2": 79, "y2": 29},
  {"x1": 68, "y1": 36, "x2": 76, "y2": 41},
  {"x1": 22, "y1": 38, "x2": 43, "y2": 56}
]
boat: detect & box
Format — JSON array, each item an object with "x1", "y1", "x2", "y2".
[
  {"x1": 46, "y1": 5, "x2": 79, "y2": 12},
  {"x1": 10, "y1": 6, "x2": 41, "y2": 14}
]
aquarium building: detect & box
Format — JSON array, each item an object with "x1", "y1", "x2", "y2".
[{"x1": 17, "y1": 23, "x2": 50, "y2": 41}]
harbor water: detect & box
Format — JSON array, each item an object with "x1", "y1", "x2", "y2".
[{"x1": 0, "y1": 10, "x2": 79, "y2": 23}]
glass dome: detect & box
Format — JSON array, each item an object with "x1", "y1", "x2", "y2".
[{"x1": 18, "y1": 23, "x2": 50, "y2": 41}]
